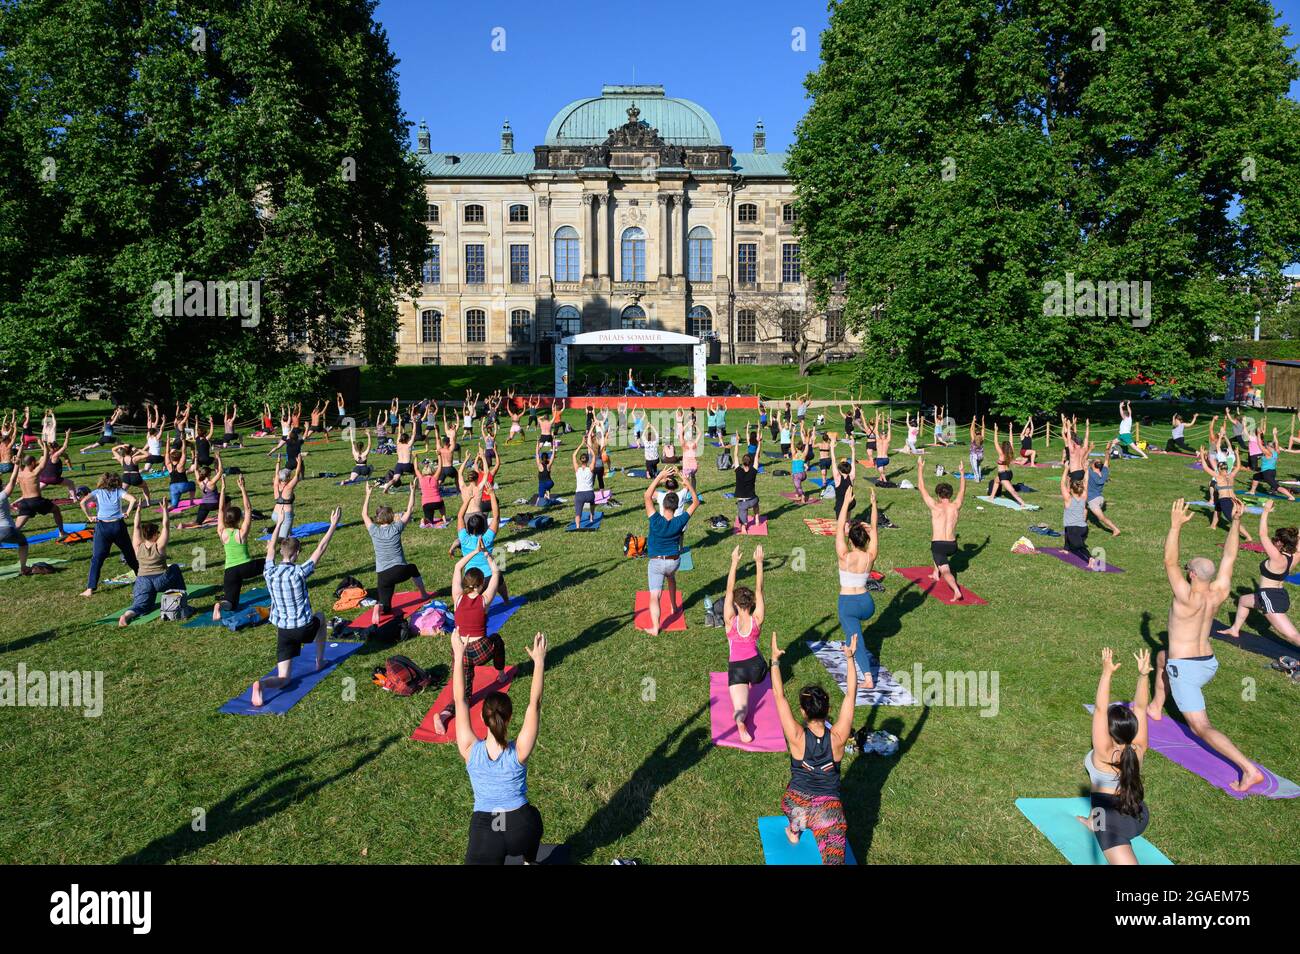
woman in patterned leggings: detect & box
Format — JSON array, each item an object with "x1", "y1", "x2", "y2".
[{"x1": 770, "y1": 630, "x2": 857, "y2": 864}]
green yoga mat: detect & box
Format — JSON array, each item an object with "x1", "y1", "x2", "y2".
[
  {"x1": 1015, "y1": 797, "x2": 1172, "y2": 865},
  {"x1": 94, "y1": 584, "x2": 220, "y2": 626},
  {"x1": 0, "y1": 558, "x2": 67, "y2": 580}
]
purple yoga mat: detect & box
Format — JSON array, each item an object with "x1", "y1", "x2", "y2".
[
  {"x1": 1085, "y1": 703, "x2": 1299, "y2": 799},
  {"x1": 709, "y1": 672, "x2": 787, "y2": 753},
  {"x1": 1039, "y1": 547, "x2": 1124, "y2": 573}
]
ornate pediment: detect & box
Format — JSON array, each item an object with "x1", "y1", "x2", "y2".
[{"x1": 535, "y1": 103, "x2": 726, "y2": 171}]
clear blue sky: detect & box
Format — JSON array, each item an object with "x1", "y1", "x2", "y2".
[{"x1": 376, "y1": 0, "x2": 1300, "y2": 155}]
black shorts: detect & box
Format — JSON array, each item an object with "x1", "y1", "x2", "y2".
[
  {"x1": 1068, "y1": 469, "x2": 1085, "y2": 482},
  {"x1": 15, "y1": 497, "x2": 53, "y2": 517},
  {"x1": 393, "y1": 461, "x2": 414, "y2": 475},
  {"x1": 728, "y1": 654, "x2": 770, "y2": 687},
  {"x1": 998, "y1": 470, "x2": 1013, "y2": 483},
  {"x1": 438, "y1": 466, "x2": 457, "y2": 482},
  {"x1": 931, "y1": 540, "x2": 957, "y2": 567},
  {"x1": 146, "y1": 454, "x2": 164, "y2": 465},
  {"x1": 1256, "y1": 587, "x2": 1290, "y2": 614},
  {"x1": 276, "y1": 616, "x2": 321, "y2": 664},
  {"x1": 1089, "y1": 792, "x2": 1149, "y2": 852},
  {"x1": 122, "y1": 473, "x2": 142, "y2": 487},
  {"x1": 1255, "y1": 470, "x2": 1278, "y2": 491},
  {"x1": 422, "y1": 501, "x2": 445, "y2": 522},
  {"x1": 1216, "y1": 497, "x2": 1235, "y2": 522},
  {"x1": 352, "y1": 464, "x2": 372, "y2": 477}
]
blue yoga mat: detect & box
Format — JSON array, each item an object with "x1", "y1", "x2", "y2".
[
  {"x1": 182, "y1": 588, "x2": 270, "y2": 628},
  {"x1": 220, "y1": 640, "x2": 364, "y2": 715},
  {"x1": 626, "y1": 469, "x2": 649, "y2": 479},
  {"x1": 4, "y1": 522, "x2": 88, "y2": 547},
  {"x1": 258, "y1": 521, "x2": 331, "y2": 542},
  {"x1": 1188, "y1": 500, "x2": 1264, "y2": 516},
  {"x1": 757, "y1": 816, "x2": 857, "y2": 865},
  {"x1": 1015, "y1": 797, "x2": 1172, "y2": 865},
  {"x1": 487, "y1": 594, "x2": 527, "y2": 633},
  {"x1": 678, "y1": 547, "x2": 695, "y2": 572},
  {"x1": 565, "y1": 512, "x2": 603, "y2": 531}
]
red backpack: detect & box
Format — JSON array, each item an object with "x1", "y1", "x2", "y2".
[{"x1": 371, "y1": 655, "x2": 436, "y2": 696}]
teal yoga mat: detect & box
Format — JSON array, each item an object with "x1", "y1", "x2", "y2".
[
  {"x1": 976, "y1": 495, "x2": 1040, "y2": 512},
  {"x1": 757, "y1": 816, "x2": 857, "y2": 865},
  {"x1": 1015, "y1": 797, "x2": 1172, "y2": 865},
  {"x1": 181, "y1": 587, "x2": 271, "y2": 628}
]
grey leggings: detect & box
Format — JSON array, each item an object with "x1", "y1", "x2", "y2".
[{"x1": 737, "y1": 496, "x2": 760, "y2": 524}]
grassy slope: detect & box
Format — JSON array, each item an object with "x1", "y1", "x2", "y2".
[{"x1": 0, "y1": 409, "x2": 1296, "y2": 865}]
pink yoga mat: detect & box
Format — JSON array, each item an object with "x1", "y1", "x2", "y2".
[
  {"x1": 1086, "y1": 703, "x2": 1299, "y2": 799},
  {"x1": 734, "y1": 517, "x2": 769, "y2": 536},
  {"x1": 1038, "y1": 547, "x2": 1124, "y2": 573},
  {"x1": 709, "y1": 672, "x2": 786, "y2": 752},
  {"x1": 893, "y1": 566, "x2": 987, "y2": 606}
]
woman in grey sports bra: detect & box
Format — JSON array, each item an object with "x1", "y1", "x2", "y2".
[
  {"x1": 1222, "y1": 501, "x2": 1300, "y2": 647},
  {"x1": 1079, "y1": 647, "x2": 1152, "y2": 864}
]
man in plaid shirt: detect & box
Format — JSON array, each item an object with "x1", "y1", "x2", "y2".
[{"x1": 251, "y1": 505, "x2": 343, "y2": 707}]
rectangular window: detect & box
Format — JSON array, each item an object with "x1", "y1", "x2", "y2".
[
  {"x1": 737, "y1": 309, "x2": 756, "y2": 343},
  {"x1": 464, "y1": 205, "x2": 484, "y2": 223},
  {"x1": 510, "y1": 310, "x2": 531, "y2": 344},
  {"x1": 782, "y1": 243, "x2": 801, "y2": 283},
  {"x1": 737, "y1": 243, "x2": 757, "y2": 286},
  {"x1": 465, "y1": 310, "x2": 486, "y2": 343},
  {"x1": 420, "y1": 311, "x2": 441, "y2": 343},
  {"x1": 690, "y1": 315, "x2": 712, "y2": 337},
  {"x1": 421, "y1": 244, "x2": 440, "y2": 284},
  {"x1": 782, "y1": 204, "x2": 795, "y2": 225},
  {"x1": 467, "y1": 356, "x2": 486, "y2": 366},
  {"x1": 509, "y1": 244, "x2": 530, "y2": 284},
  {"x1": 688, "y1": 239, "x2": 712, "y2": 283},
  {"x1": 465, "y1": 244, "x2": 485, "y2": 285},
  {"x1": 825, "y1": 310, "x2": 845, "y2": 342},
  {"x1": 736, "y1": 354, "x2": 757, "y2": 365},
  {"x1": 781, "y1": 310, "x2": 801, "y2": 343},
  {"x1": 421, "y1": 357, "x2": 440, "y2": 366},
  {"x1": 426, "y1": 203, "x2": 439, "y2": 223},
  {"x1": 555, "y1": 236, "x2": 580, "y2": 283},
  {"x1": 738, "y1": 204, "x2": 758, "y2": 224}
]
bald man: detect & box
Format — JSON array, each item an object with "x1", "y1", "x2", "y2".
[{"x1": 1150, "y1": 497, "x2": 1265, "y2": 793}]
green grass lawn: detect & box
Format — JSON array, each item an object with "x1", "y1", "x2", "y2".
[{"x1": 0, "y1": 410, "x2": 1296, "y2": 865}]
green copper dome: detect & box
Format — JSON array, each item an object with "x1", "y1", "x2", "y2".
[{"x1": 544, "y1": 85, "x2": 724, "y2": 147}]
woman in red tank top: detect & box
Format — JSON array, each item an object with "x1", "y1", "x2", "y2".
[{"x1": 433, "y1": 541, "x2": 505, "y2": 736}]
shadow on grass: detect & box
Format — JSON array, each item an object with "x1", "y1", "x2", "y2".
[
  {"x1": 0, "y1": 628, "x2": 60, "y2": 654},
  {"x1": 567, "y1": 704, "x2": 711, "y2": 863},
  {"x1": 842, "y1": 705, "x2": 930, "y2": 863},
  {"x1": 118, "y1": 734, "x2": 400, "y2": 864}
]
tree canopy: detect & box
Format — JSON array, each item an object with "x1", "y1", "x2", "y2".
[
  {"x1": 0, "y1": 0, "x2": 428, "y2": 409},
  {"x1": 787, "y1": 0, "x2": 1300, "y2": 416}
]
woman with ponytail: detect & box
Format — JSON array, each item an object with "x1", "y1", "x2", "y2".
[
  {"x1": 1080, "y1": 647, "x2": 1152, "y2": 864},
  {"x1": 452, "y1": 630, "x2": 547, "y2": 865},
  {"x1": 1223, "y1": 501, "x2": 1300, "y2": 646}
]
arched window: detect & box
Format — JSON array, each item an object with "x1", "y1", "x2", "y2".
[
  {"x1": 426, "y1": 203, "x2": 440, "y2": 224},
  {"x1": 509, "y1": 203, "x2": 529, "y2": 223},
  {"x1": 554, "y1": 304, "x2": 581, "y2": 337},
  {"x1": 621, "y1": 304, "x2": 648, "y2": 330},
  {"x1": 464, "y1": 203, "x2": 485, "y2": 223},
  {"x1": 781, "y1": 203, "x2": 795, "y2": 225},
  {"x1": 621, "y1": 227, "x2": 646, "y2": 282},
  {"x1": 554, "y1": 226, "x2": 580, "y2": 282},
  {"x1": 510, "y1": 309, "x2": 532, "y2": 343},
  {"x1": 687, "y1": 226, "x2": 713, "y2": 282},
  {"x1": 465, "y1": 308, "x2": 486, "y2": 343},
  {"x1": 737, "y1": 203, "x2": 758, "y2": 224},
  {"x1": 420, "y1": 309, "x2": 441, "y2": 344},
  {"x1": 688, "y1": 305, "x2": 712, "y2": 337}
]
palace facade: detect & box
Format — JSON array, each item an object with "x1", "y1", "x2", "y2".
[{"x1": 397, "y1": 85, "x2": 859, "y2": 368}]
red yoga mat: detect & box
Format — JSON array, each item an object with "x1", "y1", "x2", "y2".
[
  {"x1": 633, "y1": 590, "x2": 687, "y2": 632},
  {"x1": 733, "y1": 517, "x2": 769, "y2": 536},
  {"x1": 411, "y1": 665, "x2": 517, "y2": 744},
  {"x1": 347, "y1": 589, "x2": 432, "y2": 630},
  {"x1": 893, "y1": 565, "x2": 987, "y2": 606}
]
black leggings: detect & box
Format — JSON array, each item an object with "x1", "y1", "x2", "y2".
[
  {"x1": 1167, "y1": 437, "x2": 1192, "y2": 454},
  {"x1": 594, "y1": 467, "x2": 605, "y2": 490},
  {"x1": 422, "y1": 501, "x2": 446, "y2": 522},
  {"x1": 465, "y1": 803, "x2": 543, "y2": 865},
  {"x1": 222, "y1": 559, "x2": 264, "y2": 609},
  {"x1": 1064, "y1": 525, "x2": 1090, "y2": 562},
  {"x1": 377, "y1": 562, "x2": 421, "y2": 613}
]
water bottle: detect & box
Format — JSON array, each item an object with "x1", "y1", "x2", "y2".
[{"x1": 703, "y1": 595, "x2": 714, "y2": 616}]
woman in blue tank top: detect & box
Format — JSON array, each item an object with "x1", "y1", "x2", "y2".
[
  {"x1": 770, "y1": 631, "x2": 857, "y2": 864},
  {"x1": 452, "y1": 630, "x2": 548, "y2": 864}
]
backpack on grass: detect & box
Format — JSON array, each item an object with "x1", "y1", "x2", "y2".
[
  {"x1": 371, "y1": 655, "x2": 436, "y2": 695},
  {"x1": 624, "y1": 534, "x2": 647, "y2": 558}
]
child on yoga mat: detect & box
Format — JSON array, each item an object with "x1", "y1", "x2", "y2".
[
  {"x1": 770, "y1": 629, "x2": 856, "y2": 864},
  {"x1": 251, "y1": 505, "x2": 344, "y2": 708},
  {"x1": 432, "y1": 544, "x2": 506, "y2": 736},
  {"x1": 835, "y1": 485, "x2": 879, "y2": 687},
  {"x1": 1079, "y1": 647, "x2": 1152, "y2": 865},
  {"x1": 451, "y1": 629, "x2": 548, "y2": 864},
  {"x1": 1149, "y1": 498, "x2": 1265, "y2": 793},
  {"x1": 723, "y1": 544, "x2": 769, "y2": 743},
  {"x1": 918, "y1": 458, "x2": 966, "y2": 601}
]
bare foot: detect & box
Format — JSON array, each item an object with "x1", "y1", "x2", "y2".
[
  {"x1": 950, "y1": 587, "x2": 963, "y2": 603},
  {"x1": 431, "y1": 709, "x2": 450, "y2": 735},
  {"x1": 784, "y1": 825, "x2": 801, "y2": 845},
  {"x1": 737, "y1": 722, "x2": 753, "y2": 744},
  {"x1": 1146, "y1": 701, "x2": 1164, "y2": 721},
  {"x1": 861, "y1": 670, "x2": 875, "y2": 690},
  {"x1": 251, "y1": 680, "x2": 264, "y2": 707},
  {"x1": 1230, "y1": 766, "x2": 1266, "y2": 793},
  {"x1": 494, "y1": 669, "x2": 509, "y2": 686},
  {"x1": 1222, "y1": 626, "x2": 1241, "y2": 639},
  {"x1": 79, "y1": 588, "x2": 94, "y2": 597},
  {"x1": 1111, "y1": 529, "x2": 1121, "y2": 537},
  {"x1": 117, "y1": 614, "x2": 131, "y2": 627},
  {"x1": 647, "y1": 625, "x2": 660, "y2": 637}
]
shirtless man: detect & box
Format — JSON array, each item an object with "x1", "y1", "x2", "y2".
[
  {"x1": 13, "y1": 447, "x2": 69, "y2": 539},
  {"x1": 1149, "y1": 498, "x2": 1265, "y2": 792},
  {"x1": 305, "y1": 398, "x2": 330, "y2": 443},
  {"x1": 380, "y1": 424, "x2": 415, "y2": 492},
  {"x1": 1064, "y1": 419, "x2": 1091, "y2": 482},
  {"x1": 871, "y1": 411, "x2": 893, "y2": 485},
  {"x1": 917, "y1": 458, "x2": 966, "y2": 601},
  {"x1": 436, "y1": 435, "x2": 457, "y2": 489}
]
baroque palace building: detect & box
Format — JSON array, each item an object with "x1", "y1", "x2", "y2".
[{"x1": 397, "y1": 84, "x2": 860, "y2": 368}]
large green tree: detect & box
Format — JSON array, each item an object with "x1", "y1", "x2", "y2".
[
  {"x1": 788, "y1": 0, "x2": 1300, "y2": 415},
  {"x1": 0, "y1": 0, "x2": 427, "y2": 408}
]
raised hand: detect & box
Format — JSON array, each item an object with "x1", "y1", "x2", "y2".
[
  {"x1": 1101, "y1": 647, "x2": 1121, "y2": 676},
  {"x1": 525, "y1": 632, "x2": 547, "y2": 664},
  {"x1": 1134, "y1": 648, "x2": 1153, "y2": 676}
]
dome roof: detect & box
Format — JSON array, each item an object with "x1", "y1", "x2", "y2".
[{"x1": 544, "y1": 85, "x2": 723, "y2": 147}]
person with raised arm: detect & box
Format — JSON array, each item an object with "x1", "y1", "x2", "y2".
[
  {"x1": 643, "y1": 466, "x2": 699, "y2": 636},
  {"x1": 362, "y1": 481, "x2": 428, "y2": 617},
  {"x1": 723, "y1": 544, "x2": 769, "y2": 743},
  {"x1": 1149, "y1": 498, "x2": 1265, "y2": 793},
  {"x1": 918, "y1": 458, "x2": 966, "y2": 600},
  {"x1": 770, "y1": 629, "x2": 857, "y2": 864}
]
